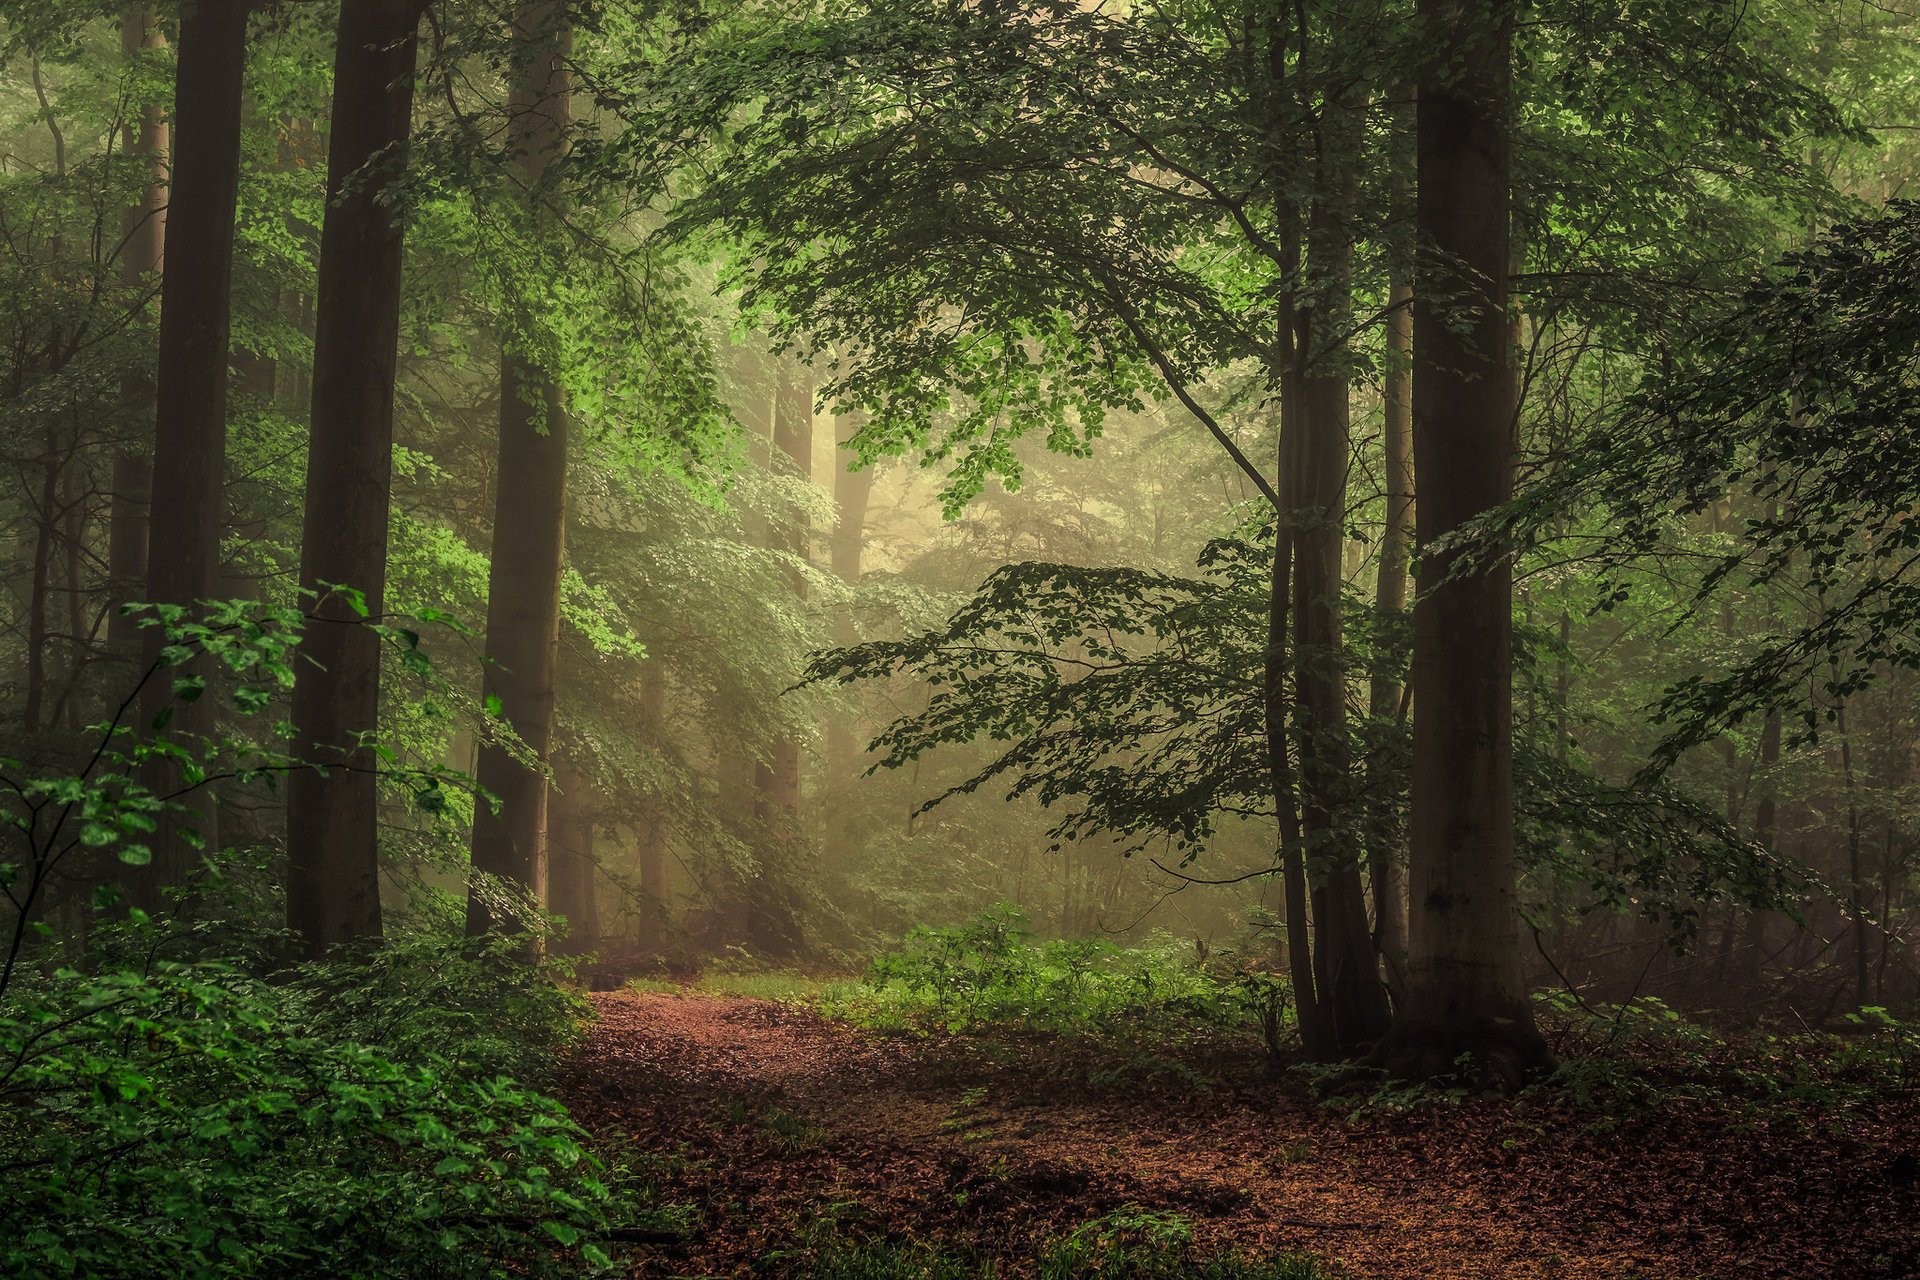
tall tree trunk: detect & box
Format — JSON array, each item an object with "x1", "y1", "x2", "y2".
[
  {"x1": 467, "y1": 4, "x2": 573, "y2": 937},
  {"x1": 1292, "y1": 155, "x2": 1391, "y2": 1052},
  {"x1": 1368, "y1": 273, "x2": 1413, "y2": 1002},
  {"x1": 826, "y1": 411, "x2": 873, "y2": 775},
  {"x1": 547, "y1": 751, "x2": 599, "y2": 956},
  {"x1": 1737, "y1": 707, "x2": 1782, "y2": 983},
  {"x1": 285, "y1": 0, "x2": 426, "y2": 956},
  {"x1": 24, "y1": 428, "x2": 60, "y2": 732},
  {"x1": 134, "y1": 0, "x2": 250, "y2": 903},
  {"x1": 108, "y1": 5, "x2": 165, "y2": 666},
  {"x1": 639, "y1": 673, "x2": 670, "y2": 947},
  {"x1": 1379, "y1": 0, "x2": 1552, "y2": 1085},
  {"x1": 755, "y1": 363, "x2": 810, "y2": 829}
]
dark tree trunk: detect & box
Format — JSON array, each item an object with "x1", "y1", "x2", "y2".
[
  {"x1": 135, "y1": 0, "x2": 250, "y2": 903},
  {"x1": 1368, "y1": 273, "x2": 1413, "y2": 1003},
  {"x1": 108, "y1": 4, "x2": 165, "y2": 666},
  {"x1": 285, "y1": 0, "x2": 426, "y2": 956},
  {"x1": 467, "y1": 4, "x2": 573, "y2": 937},
  {"x1": 1290, "y1": 109, "x2": 1392, "y2": 1052},
  {"x1": 1378, "y1": 0, "x2": 1552, "y2": 1085},
  {"x1": 547, "y1": 751, "x2": 599, "y2": 956}
]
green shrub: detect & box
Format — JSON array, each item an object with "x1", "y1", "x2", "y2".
[
  {"x1": 824, "y1": 906, "x2": 1293, "y2": 1054},
  {"x1": 0, "y1": 943, "x2": 616, "y2": 1280}
]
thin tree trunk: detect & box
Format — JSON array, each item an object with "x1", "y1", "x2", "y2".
[
  {"x1": 756, "y1": 363, "x2": 811, "y2": 826},
  {"x1": 24, "y1": 428, "x2": 60, "y2": 732},
  {"x1": 285, "y1": 0, "x2": 426, "y2": 956},
  {"x1": 467, "y1": 4, "x2": 573, "y2": 937},
  {"x1": 1292, "y1": 153, "x2": 1391, "y2": 1051},
  {"x1": 826, "y1": 411, "x2": 873, "y2": 775},
  {"x1": 547, "y1": 751, "x2": 599, "y2": 956},
  {"x1": 135, "y1": 0, "x2": 251, "y2": 903},
  {"x1": 1380, "y1": 0, "x2": 1551, "y2": 1085},
  {"x1": 1368, "y1": 274, "x2": 1414, "y2": 1002},
  {"x1": 639, "y1": 673, "x2": 670, "y2": 946},
  {"x1": 1836, "y1": 698, "x2": 1870, "y2": 1010}
]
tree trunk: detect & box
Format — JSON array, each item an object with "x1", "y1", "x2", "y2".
[
  {"x1": 1292, "y1": 199, "x2": 1391, "y2": 1052},
  {"x1": 825, "y1": 411, "x2": 873, "y2": 775},
  {"x1": 1368, "y1": 274, "x2": 1413, "y2": 1002},
  {"x1": 755, "y1": 363, "x2": 811, "y2": 829},
  {"x1": 547, "y1": 751, "x2": 599, "y2": 956},
  {"x1": 285, "y1": 0, "x2": 426, "y2": 956},
  {"x1": 639, "y1": 673, "x2": 670, "y2": 947},
  {"x1": 1737, "y1": 707, "x2": 1782, "y2": 983},
  {"x1": 467, "y1": 4, "x2": 573, "y2": 937},
  {"x1": 1378, "y1": 0, "x2": 1552, "y2": 1085},
  {"x1": 134, "y1": 0, "x2": 250, "y2": 902},
  {"x1": 108, "y1": 4, "x2": 166, "y2": 666}
]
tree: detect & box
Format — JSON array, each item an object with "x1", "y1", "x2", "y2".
[
  {"x1": 286, "y1": 0, "x2": 429, "y2": 955},
  {"x1": 467, "y1": 3, "x2": 574, "y2": 937},
  {"x1": 135, "y1": 0, "x2": 251, "y2": 897},
  {"x1": 1377, "y1": 0, "x2": 1553, "y2": 1083},
  {"x1": 107, "y1": 3, "x2": 166, "y2": 665}
]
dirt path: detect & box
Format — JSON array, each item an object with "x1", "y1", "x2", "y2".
[{"x1": 561, "y1": 991, "x2": 1916, "y2": 1279}]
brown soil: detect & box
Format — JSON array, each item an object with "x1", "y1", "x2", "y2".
[{"x1": 561, "y1": 990, "x2": 1920, "y2": 1279}]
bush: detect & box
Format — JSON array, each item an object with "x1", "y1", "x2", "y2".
[
  {"x1": 0, "y1": 938, "x2": 616, "y2": 1280},
  {"x1": 825, "y1": 906, "x2": 1293, "y2": 1055}
]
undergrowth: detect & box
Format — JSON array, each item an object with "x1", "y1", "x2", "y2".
[
  {"x1": 820, "y1": 907, "x2": 1292, "y2": 1059},
  {"x1": 761, "y1": 1206, "x2": 1338, "y2": 1278},
  {"x1": 0, "y1": 924, "x2": 626, "y2": 1279}
]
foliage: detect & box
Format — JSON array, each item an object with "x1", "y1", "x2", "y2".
[
  {"x1": 0, "y1": 937, "x2": 617, "y2": 1280},
  {"x1": 811, "y1": 544, "x2": 1806, "y2": 943},
  {"x1": 826, "y1": 906, "x2": 1290, "y2": 1056},
  {"x1": 1533, "y1": 990, "x2": 1920, "y2": 1124},
  {"x1": 1513, "y1": 201, "x2": 1920, "y2": 764}
]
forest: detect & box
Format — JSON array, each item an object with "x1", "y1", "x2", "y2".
[{"x1": 0, "y1": 0, "x2": 1916, "y2": 1276}]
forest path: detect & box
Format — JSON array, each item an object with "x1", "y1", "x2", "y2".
[{"x1": 562, "y1": 990, "x2": 1911, "y2": 1279}]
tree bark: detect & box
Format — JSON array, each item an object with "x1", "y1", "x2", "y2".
[
  {"x1": 825, "y1": 411, "x2": 873, "y2": 775},
  {"x1": 285, "y1": 0, "x2": 426, "y2": 956},
  {"x1": 755, "y1": 363, "x2": 810, "y2": 828},
  {"x1": 1368, "y1": 274, "x2": 1413, "y2": 1003},
  {"x1": 108, "y1": 4, "x2": 166, "y2": 666},
  {"x1": 1378, "y1": 0, "x2": 1552, "y2": 1085},
  {"x1": 1290, "y1": 96, "x2": 1392, "y2": 1052},
  {"x1": 639, "y1": 672, "x2": 670, "y2": 946},
  {"x1": 467, "y1": 4, "x2": 573, "y2": 937},
  {"x1": 135, "y1": 0, "x2": 251, "y2": 902},
  {"x1": 547, "y1": 751, "x2": 599, "y2": 956}
]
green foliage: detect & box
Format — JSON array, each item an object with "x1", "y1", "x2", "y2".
[
  {"x1": 0, "y1": 941, "x2": 616, "y2": 1280},
  {"x1": 1533, "y1": 991, "x2": 1920, "y2": 1124},
  {"x1": 764, "y1": 1207, "x2": 1338, "y2": 1279},
  {"x1": 811, "y1": 542, "x2": 1805, "y2": 944},
  {"x1": 827, "y1": 907, "x2": 1289, "y2": 1056}
]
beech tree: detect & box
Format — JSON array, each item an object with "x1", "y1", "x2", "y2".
[
  {"x1": 1377, "y1": 0, "x2": 1553, "y2": 1081},
  {"x1": 286, "y1": 0, "x2": 428, "y2": 955},
  {"x1": 132, "y1": 0, "x2": 251, "y2": 901},
  {"x1": 467, "y1": 3, "x2": 574, "y2": 937}
]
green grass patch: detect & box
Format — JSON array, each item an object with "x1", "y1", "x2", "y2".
[
  {"x1": 818, "y1": 906, "x2": 1293, "y2": 1059},
  {"x1": 761, "y1": 1206, "x2": 1340, "y2": 1278}
]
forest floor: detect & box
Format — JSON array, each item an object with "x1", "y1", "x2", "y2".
[{"x1": 560, "y1": 989, "x2": 1919, "y2": 1279}]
